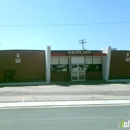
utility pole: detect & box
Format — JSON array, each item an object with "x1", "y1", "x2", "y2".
[{"x1": 79, "y1": 39, "x2": 86, "y2": 50}]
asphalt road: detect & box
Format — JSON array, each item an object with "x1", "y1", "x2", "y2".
[{"x1": 0, "y1": 106, "x2": 130, "y2": 130}]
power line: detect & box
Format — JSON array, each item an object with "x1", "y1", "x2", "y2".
[
  {"x1": 79, "y1": 39, "x2": 86, "y2": 50},
  {"x1": 0, "y1": 21, "x2": 130, "y2": 26}
]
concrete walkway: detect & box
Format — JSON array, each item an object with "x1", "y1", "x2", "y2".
[{"x1": 0, "y1": 81, "x2": 130, "y2": 103}]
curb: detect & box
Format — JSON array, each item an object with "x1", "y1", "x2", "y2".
[{"x1": 0, "y1": 100, "x2": 130, "y2": 108}]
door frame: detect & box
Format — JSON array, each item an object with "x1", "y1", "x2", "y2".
[{"x1": 71, "y1": 64, "x2": 85, "y2": 81}]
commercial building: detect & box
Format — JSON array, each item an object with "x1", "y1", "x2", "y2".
[{"x1": 0, "y1": 46, "x2": 130, "y2": 83}]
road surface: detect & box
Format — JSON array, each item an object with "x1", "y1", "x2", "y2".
[{"x1": 0, "y1": 105, "x2": 130, "y2": 130}]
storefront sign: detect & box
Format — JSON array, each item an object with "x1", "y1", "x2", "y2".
[
  {"x1": 15, "y1": 59, "x2": 21, "y2": 63},
  {"x1": 67, "y1": 50, "x2": 91, "y2": 55},
  {"x1": 125, "y1": 58, "x2": 130, "y2": 62}
]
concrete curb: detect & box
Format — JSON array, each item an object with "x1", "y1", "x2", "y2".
[{"x1": 0, "y1": 100, "x2": 130, "y2": 108}]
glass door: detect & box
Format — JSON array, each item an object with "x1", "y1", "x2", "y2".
[
  {"x1": 71, "y1": 65, "x2": 78, "y2": 81},
  {"x1": 71, "y1": 64, "x2": 85, "y2": 81},
  {"x1": 78, "y1": 64, "x2": 85, "y2": 81}
]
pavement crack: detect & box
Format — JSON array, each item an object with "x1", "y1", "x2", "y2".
[{"x1": 32, "y1": 96, "x2": 38, "y2": 100}]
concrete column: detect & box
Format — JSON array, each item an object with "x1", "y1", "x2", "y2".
[
  {"x1": 102, "y1": 46, "x2": 111, "y2": 81},
  {"x1": 45, "y1": 46, "x2": 51, "y2": 83}
]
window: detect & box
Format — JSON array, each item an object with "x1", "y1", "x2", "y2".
[
  {"x1": 85, "y1": 57, "x2": 102, "y2": 71},
  {"x1": 59, "y1": 57, "x2": 68, "y2": 64},
  {"x1": 85, "y1": 64, "x2": 102, "y2": 71},
  {"x1": 93, "y1": 57, "x2": 102, "y2": 64},
  {"x1": 71, "y1": 57, "x2": 84, "y2": 64},
  {"x1": 51, "y1": 64, "x2": 69, "y2": 72},
  {"x1": 51, "y1": 57, "x2": 69, "y2": 72},
  {"x1": 85, "y1": 58, "x2": 92, "y2": 64},
  {"x1": 51, "y1": 58, "x2": 58, "y2": 64}
]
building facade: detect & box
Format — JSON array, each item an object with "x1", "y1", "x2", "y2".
[
  {"x1": 0, "y1": 50, "x2": 46, "y2": 82},
  {"x1": 0, "y1": 46, "x2": 130, "y2": 83}
]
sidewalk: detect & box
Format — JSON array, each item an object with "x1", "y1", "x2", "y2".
[{"x1": 0, "y1": 81, "x2": 130, "y2": 103}]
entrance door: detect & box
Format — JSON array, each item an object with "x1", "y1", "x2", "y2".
[{"x1": 71, "y1": 64, "x2": 85, "y2": 81}]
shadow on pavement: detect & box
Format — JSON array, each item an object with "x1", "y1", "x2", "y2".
[
  {"x1": 0, "y1": 80, "x2": 130, "y2": 87},
  {"x1": 50, "y1": 80, "x2": 130, "y2": 87}
]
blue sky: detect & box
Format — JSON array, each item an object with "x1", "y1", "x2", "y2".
[{"x1": 0, "y1": 0, "x2": 130, "y2": 50}]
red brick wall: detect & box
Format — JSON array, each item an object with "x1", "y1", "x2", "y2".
[
  {"x1": 0, "y1": 50, "x2": 46, "y2": 82},
  {"x1": 109, "y1": 51, "x2": 130, "y2": 79},
  {"x1": 86, "y1": 71, "x2": 102, "y2": 80},
  {"x1": 51, "y1": 72, "x2": 71, "y2": 81},
  {"x1": 51, "y1": 71, "x2": 102, "y2": 81}
]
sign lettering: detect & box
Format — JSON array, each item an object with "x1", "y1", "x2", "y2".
[{"x1": 67, "y1": 51, "x2": 91, "y2": 55}]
